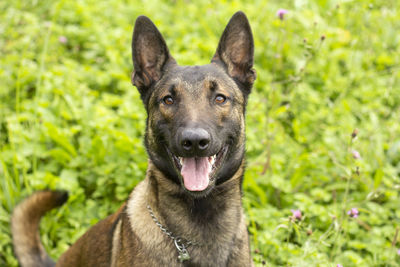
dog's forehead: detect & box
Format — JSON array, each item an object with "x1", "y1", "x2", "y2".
[{"x1": 161, "y1": 64, "x2": 238, "y2": 94}]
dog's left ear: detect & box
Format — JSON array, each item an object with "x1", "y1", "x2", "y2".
[{"x1": 212, "y1": 11, "x2": 256, "y2": 93}]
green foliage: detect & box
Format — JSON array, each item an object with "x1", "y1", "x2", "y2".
[{"x1": 1, "y1": 0, "x2": 399, "y2": 266}]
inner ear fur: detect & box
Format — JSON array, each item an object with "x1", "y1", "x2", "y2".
[
  {"x1": 131, "y1": 16, "x2": 176, "y2": 98},
  {"x1": 212, "y1": 11, "x2": 256, "y2": 92}
]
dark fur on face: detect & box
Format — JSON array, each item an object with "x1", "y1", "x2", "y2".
[{"x1": 132, "y1": 13, "x2": 256, "y2": 198}]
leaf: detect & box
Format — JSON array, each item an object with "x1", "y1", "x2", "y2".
[
  {"x1": 373, "y1": 168, "x2": 383, "y2": 189},
  {"x1": 44, "y1": 122, "x2": 77, "y2": 157}
]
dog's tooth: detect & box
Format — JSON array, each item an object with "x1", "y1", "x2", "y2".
[{"x1": 211, "y1": 155, "x2": 216, "y2": 165}]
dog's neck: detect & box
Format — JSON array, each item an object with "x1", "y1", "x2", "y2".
[{"x1": 144, "y1": 159, "x2": 245, "y2": 242}]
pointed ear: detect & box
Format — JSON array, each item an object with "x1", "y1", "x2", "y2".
[
  {"x1": 131, "y1": 16, "x2": 176, "y2": 99},
  {"x1": 212, "y1": 11, "x2": 256, "y2": 92}
]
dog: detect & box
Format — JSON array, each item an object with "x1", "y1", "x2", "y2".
[{"x1": 12, "y1": 11, "x2": 256, "y2": 267}]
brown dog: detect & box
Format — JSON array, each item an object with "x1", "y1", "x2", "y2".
[{"x1": 12, "y1": 11, "x2": 256, "y2": 267}]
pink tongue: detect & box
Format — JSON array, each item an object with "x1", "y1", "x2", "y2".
[{"x1": 181, "y1": 157, "x2": 212, "y2": 191}]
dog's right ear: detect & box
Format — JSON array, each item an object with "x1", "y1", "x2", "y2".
[{"x1": 131, "y1": 16, "x2": 176, "y2": 99}]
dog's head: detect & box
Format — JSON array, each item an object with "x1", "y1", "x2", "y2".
[{"x1": 131, "y1": 12, "x2": 256, "y2": 198}]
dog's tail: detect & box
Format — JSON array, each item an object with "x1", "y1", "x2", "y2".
[{"x1": 11, "y1": 190, "x2": 68, "y2": 267}]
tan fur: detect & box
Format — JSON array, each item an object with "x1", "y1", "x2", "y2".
[{"x1": 110, "y1": 219, "x2": 122, "y2": 267}]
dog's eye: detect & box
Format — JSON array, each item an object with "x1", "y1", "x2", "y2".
[
  {"x1": 163, "y1": 96, "x2": 174, "y2": 105},
  {"x1": 215, "y1": 94, "x2": 226, "y2": 104}
]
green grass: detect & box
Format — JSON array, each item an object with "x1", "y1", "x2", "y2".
[{"x1": 1, "y1": 0, "x2": 400, "y2": 266}]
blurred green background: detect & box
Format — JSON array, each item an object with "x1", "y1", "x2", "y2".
[{"x1": 1, "y1": 0, "x2": 399, "y2": 266}]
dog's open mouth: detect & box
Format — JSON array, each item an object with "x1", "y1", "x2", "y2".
[{"x1": 170, "y1": 146, "x2": 228, "y2": 192}]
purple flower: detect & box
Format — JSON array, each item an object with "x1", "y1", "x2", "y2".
[
  {"x1": 397, "y1": 249, "x2": 400, "y2": 256},
  {"x1": 58, "y1": 36, "x2": 68, "y2": 44},
  {"x1": 276, "y1": 9, "x2": 288, "y2": 20},
  {"x1": 291, "y1": 209, "x2": 302, "y2": 220},
  {"x1": 347, "y1": 208, "x2": 359, "y2": 218},
  {"x1": 337, "y1": 264, "x2": 343, "y2": 267},
  {"x1": 352, "y1": 150, "x2": 361, "y2": 159}
]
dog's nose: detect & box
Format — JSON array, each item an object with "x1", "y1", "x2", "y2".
[{"x1": 180, "y1": 128, "x2": 210, "y2": 153}]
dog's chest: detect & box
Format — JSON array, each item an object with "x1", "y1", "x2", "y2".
[{"x1": 120, "y1": 181, "x2": 244, "y2": 266}]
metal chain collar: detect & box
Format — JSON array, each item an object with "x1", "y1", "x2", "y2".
[{"x1": 146, "y1": 204, "x2": 197, "y2": 262}]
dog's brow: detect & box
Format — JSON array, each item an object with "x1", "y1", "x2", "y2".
[
  {"x1": 168, "y1": 84, "x2": 176, "y2": 95},
  {"x1": 209, "y1": 81, "x2": 218, "y2": 91}
]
